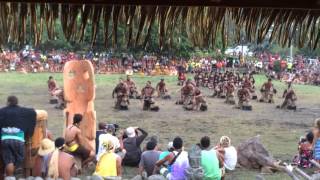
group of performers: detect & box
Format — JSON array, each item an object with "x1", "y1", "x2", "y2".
[
  {"x1": 176, "y1": 79, "x2": 208, "y2": 111},
  {"x1": 191, "y1": 71, "x2": 298, "y2": 110},
  {"x1": 112, "y1": 75, "x2": 209, "y2": 111},
  {"x1": 112, "y1": 75, "x2": 167, "y2": 111},
  {"x1": 47, "y1": 71, "x2": 298, "y2": 112},
  {"x1": 281, "y1": 71, "x2": 320, "y2": 86}
]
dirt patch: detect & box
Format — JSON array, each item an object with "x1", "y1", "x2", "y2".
[{"x1": 280, "y1": 122, "x2": 309, "y2": 129}]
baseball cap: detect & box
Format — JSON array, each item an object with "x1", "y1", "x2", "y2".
[{"x1": 126, "y1": 127, "x2": 136, "y2": 138}]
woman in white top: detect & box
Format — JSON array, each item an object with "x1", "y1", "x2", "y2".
[{"x1": 219, "y1": 136, "x2": 237, "y2": 171}]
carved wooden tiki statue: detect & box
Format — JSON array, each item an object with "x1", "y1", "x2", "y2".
[{"x1": 63, "y1": 60, "x2": 96, "y2": 151}]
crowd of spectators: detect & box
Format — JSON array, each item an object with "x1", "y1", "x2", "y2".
[
  {"x1": 1, "y1": 48, "x2": 319, "y2": 85},
  {"x1": 0, "y1": 95, "x2": 238, "y2": 179}
]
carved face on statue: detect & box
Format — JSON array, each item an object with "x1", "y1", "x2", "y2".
[{"x1": 63, "y1": 60, "x2": 95, "y2": 113}]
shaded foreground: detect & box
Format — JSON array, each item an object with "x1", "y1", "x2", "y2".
[{"x1": 0, "y1": 73, "x2": 319, "y2": 180}]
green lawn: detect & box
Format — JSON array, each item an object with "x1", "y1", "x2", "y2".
[{"x1": 0, "y1": 72, "x2": 319, "y2": 179}]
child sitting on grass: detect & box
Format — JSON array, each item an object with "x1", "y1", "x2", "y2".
[{"x1": 293, "y1": 131, "x2": 313, "y2": 168}]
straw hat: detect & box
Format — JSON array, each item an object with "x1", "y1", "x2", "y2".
[{"x1": 38, "y1": 138, "x2": 55, "y2": 156}]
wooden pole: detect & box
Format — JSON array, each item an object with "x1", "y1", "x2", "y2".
[{"x1": 294, "y1": 167, "x2": 311, "y2": 180}]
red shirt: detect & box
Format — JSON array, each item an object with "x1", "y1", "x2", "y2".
[
  {"x1": 280, "y1": 60, "x2": 287, "y2": 69},
  {"x1": 217, "y1": 62, "x2": 222, "y2": 69}
]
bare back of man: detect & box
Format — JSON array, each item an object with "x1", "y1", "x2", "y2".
[
  {"x1": 65, "y1": 124, "x2": 94, "y2": 167},
  {"x1": 65, "y1": 125, "x2": 80, "y2": 147},
  {"x1": 58, "y1": 151, "x2": 77, "y2": 180}
]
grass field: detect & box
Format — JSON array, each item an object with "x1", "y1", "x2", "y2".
[{"x1": 0, "y1": 72, "x2": 319, "y2": 179}]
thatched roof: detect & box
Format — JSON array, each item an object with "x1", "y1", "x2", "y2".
[
  {"x1": 1, "y1": 2, "x2": 320, "y2": 49},
  {"x1": 7, "y1": 0, "x2": 320, "y2": 9}
]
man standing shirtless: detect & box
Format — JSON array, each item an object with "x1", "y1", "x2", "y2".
[{"x1": 64, "y1": 114, "x2": 95, "y2": 166}]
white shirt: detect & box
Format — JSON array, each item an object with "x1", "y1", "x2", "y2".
[
  {"x1": 22, "y1": 50, "x2": 29, "y2": 58},
  {"x1": 169, "y1": 151, "x2": 190, "y2": 180},
  {"x1": 96, "y1": 133, "x2": 120, "y2": 160},
  {"x1": 224, "y1": 146, "x2": 237, "y2": 170}
]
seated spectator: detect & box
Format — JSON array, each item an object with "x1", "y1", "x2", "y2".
[
  {"x1": 158, "y1": 142, "x2": 174, "y2": 174},
  {"x1": 200, "y1": 136, "x2": 222, "y2": 180},
  {"x1": 48, "y1": 137, "x2": 78, "y2": 180},
  {"x1": 159, "y1": 142, "x2": 174, "y2": 160},
  {"x1": 217, "y1": 136, "x2": 237, "y2": 171},
  {"x1": 96, "y1": 122, "x2": 107, "y2": 154},
  {"x1": 64, "y1": 114, "x2": 95, "y2": 166},
  {"x1": 32, "y1": 138, "x2": 55, "y2": 177},
  {"x1": 293, "y1": 131, "x2": 313, "y2": 168},
  {"x1": 156, "y1": 137, "x2": 190, "y2": 180},
  {"x1": 94, "y1": 140, "x2": 122, "y2": 177},
  {"x1": 122, "y1": 127, "x2": 148, "y2": 167},
  {"x1": 97, "y1": 124, "x2": 124, "y2": 160},
  {"x1": 139, "y1": 139, "x2": 161, "y2": 177}
]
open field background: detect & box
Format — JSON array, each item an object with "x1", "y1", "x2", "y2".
[{"x1": 0, "y1": 72, "x2": 319, "y2": 179}]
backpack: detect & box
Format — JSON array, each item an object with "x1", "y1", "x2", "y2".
[
  {"x1": 185, "y1": 145, "x2": 204, "y2": 180},
  {"x1": 123, "y1": 138, "x2": 141, "y2": 164}
]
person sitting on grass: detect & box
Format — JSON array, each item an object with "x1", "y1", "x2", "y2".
[
  {"x1": 156, "y1": 78, "x2": 168, "y2": 98},
  {"x1": 293, "y1": 131, "x2": 313, "y2": 168},
  {"x1": 200, "y1": 136, "x2": 222, "y2": 180},
  {"x1": 139, "y1": 139, "x2": 161, "y2": 177},
  {"x1": 48, "y1": 137, "x2": 78, "y2": 180},
  {"x1": 122, "y1": 127, "x2": 148, "y2": 167},
  {"x1": 47, "y1": 76, "x2": 58, "y2": 93},
  {"x1": 158, "y1": 141, "x2": 174, "y2": 173},
  {"x1": 64, "y1": 114, "x2": 95, "y2": 166},
  {"x1": 32, "y1": 138, "x2": 55, "y2": 178},
  {"x1": 97, "y1": 124, "x2": 124, "y2": 160},
  {"x1": 215, "y1": 136, "x2": 237, "y2": 179},
  {"x1": 237, "y1": 85, "x2": 251, "y2": 109},
  {"x1": 96, "y1": 122, "x2": 108, "y2": 155},
  {"x1": 94, "y1": 140, "x2": 122, "y2": 178},
  {"x1": 156, "y1": 137, "x2": 190, "y2": 180}
]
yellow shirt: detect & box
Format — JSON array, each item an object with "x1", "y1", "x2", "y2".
[{"x1": 94, "y1": 152, "x2": 118, "y2": 177}]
